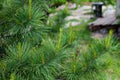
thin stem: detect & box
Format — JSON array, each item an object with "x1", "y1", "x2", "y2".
[
  {"x1": 56, "y1": 28, "x2": 63, "y2": 52},
  {"x1": 69, "y1": 22, "x2": 73, "y2": 44},
  {"x1": 18, "y1": 43, "x2": 21, "y2": 62},
  {"x1": 28, "y1": 0, "x2": 32, "y2": 20}
]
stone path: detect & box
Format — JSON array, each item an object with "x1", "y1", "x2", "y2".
[
  {"x1": 65, "y1": 4, "x2": 115, "y2": 28},
  {"x1": 51, "y1": 3, "x2": 115, "y2": 27},
  {"x1": 65, "y1": 5, "x2": 93, "y2": 28},
  {"x1": 49, "y1": 3, "x2": 116, "y2": 39}
]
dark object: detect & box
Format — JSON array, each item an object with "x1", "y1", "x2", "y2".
[
  {"x1": 0, "y1": 47, "x2": 6, "y2": 58},
  {"x1": 92, "y1": 2, "x2": 104, "y2": 18}
]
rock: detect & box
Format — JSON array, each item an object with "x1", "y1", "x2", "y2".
[
  {"x1": 68, "y1": 3, "x2": 77, "y2": 9},
  {"x1": 103, "y1": 5, "x2": 115, "y2": 17},
  {"x1": 102, "y1": 6, "x2": 107, "y2": 11},
  {"x1": 65, "y1": 16, "x2": 80, "y2": 21},
  {"x1": 71, "y1": 6, "x2": 91, "y2": 15},
  {"x1": 56, "y1": 5, "x2": 66, "y2": 11},
  {"x1": 49, "y1": 13, "x2": 57, "y2": 17},
  {"x1": 56, "y1": 3, "x2": 77, "y2": 11},
  {"x1": 100, "y1": 29, "x2": 108, "y2": 34},
  {"x1": 65, "y1": 21, "x2": 81, "y2": 28},
  {"x1": 91, "y1": 32, "x2": 105, "y2": 39}
]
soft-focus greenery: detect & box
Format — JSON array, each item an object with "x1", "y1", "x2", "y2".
[
  {"x1": 0, "y1": 0, "x2": 120, "y2": 80},
  {"x1": 49, "y1": 0, "x2": 115, "y2": 7}
]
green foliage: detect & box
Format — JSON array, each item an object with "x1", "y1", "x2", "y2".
[
  {"x1": 48, "y1": 8, "x2": 69, "y2": 34},
  {"x1": 0, "y1": 0, "x2": 119, "y2": 80},
  {"x1": 50, "y1": 0, "x2": 67, "y2": 6},
  {"x1": 62, "y1": 31, "x2": 119, "y2": 80},
  {"x1": 0, "y1": 0, "x2": 49, "y2": 46},
  {"x1": 68, "y1": 23, "x2": 75, "y2": 45},
  {"x1": 0, "y1": 40, "x2": 68, "y2": 80},
  {"x1": 49, "y1": 0, "x2": 115, "y2": 6},
  {"x1": 0, "y1": 21, "x2": 120, "y2": 80}
]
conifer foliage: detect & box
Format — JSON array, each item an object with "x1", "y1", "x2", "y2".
[
  {"x1": 0, "y1": 0, "x2": 119, "y2": 80},
  {"x1": 0, "y1": 0, "x2": 49, "y2": 46}
]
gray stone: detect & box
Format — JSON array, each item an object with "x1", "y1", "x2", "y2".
[
  {"x1": 91, "y1": 32, "x2": 105, "y2": 39},
  {"x1": 103, "y1": 5, "x2": 115, "y2": 17}
]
